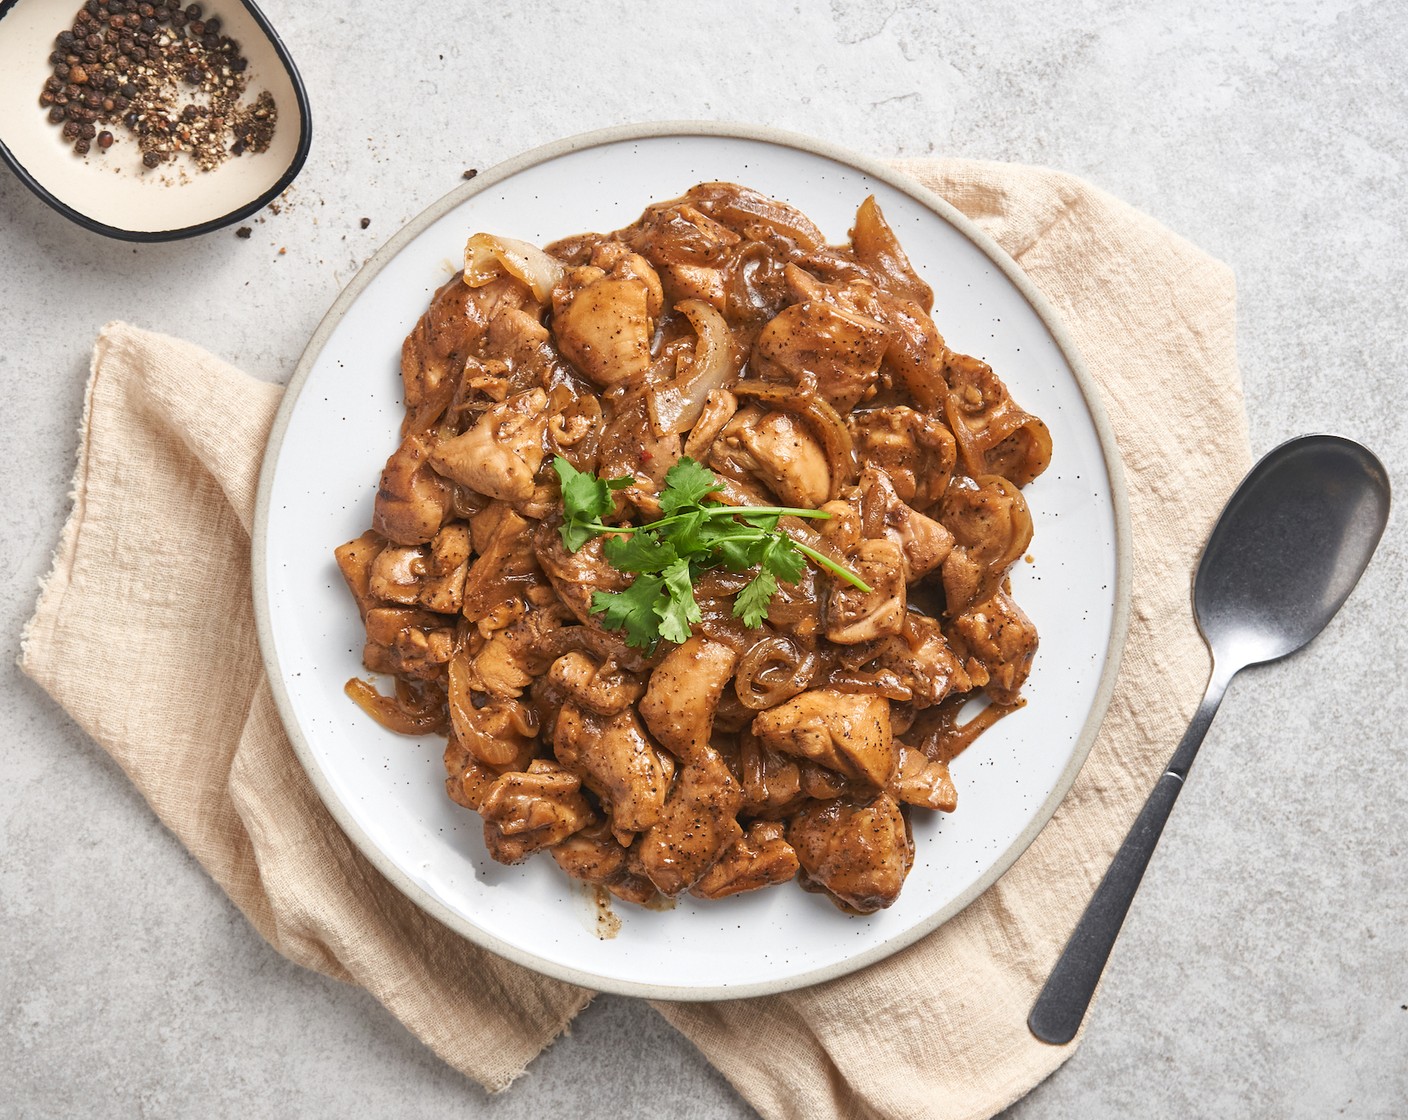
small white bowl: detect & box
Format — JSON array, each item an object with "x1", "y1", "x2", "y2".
[{"x1": 0, "y1": 0, "x2": 310, "y2": 241}]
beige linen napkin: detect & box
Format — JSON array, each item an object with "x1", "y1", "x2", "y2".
[{"x1": 20, "y1": 158, "x2": 1250, "y2": 1119}]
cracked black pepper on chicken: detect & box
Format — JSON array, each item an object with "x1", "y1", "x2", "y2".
[{"x1": 335, "y1": 184, "x2": 1051, "y2": 914}]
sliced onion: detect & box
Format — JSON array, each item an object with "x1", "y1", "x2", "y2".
[
  {"x1": 646, "y1": 299, "x2": 737, "y2": 437},
  {"x1": 344, "y1": 677, "x2": 448, "y2": 735},
  {"x1": 464, "y1": 233, "x2": 565, "y2": 303},
  {"x1": 732, "y1": 381, "x2": 857, "y2": 500}
]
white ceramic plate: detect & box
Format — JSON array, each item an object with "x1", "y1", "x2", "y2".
[{"x1": 253, "y1": 123, "x2": 1130, "y2": 1000}]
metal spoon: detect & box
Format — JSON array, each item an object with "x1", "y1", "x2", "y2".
[{"x1": 1028, "y1": 433, "x2": 1391, "y2": 1046}]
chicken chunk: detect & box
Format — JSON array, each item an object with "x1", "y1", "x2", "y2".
[
  {"x1": 429, "y1": 388, "x2": 551, "y2": 503},
  {"x1": 334, "y1": 530, "x2": 388, "y2": 621},
  {"x1": 946, "y1": 589, "x2": 1039, "y2": 705},
  {"x1": 691, "y1": 820, "x2": 799, "y2": 900},
  {"x1": 460, "y1": 509, "x2": 544, "y2": 624},
  {"x1": 738, "y1": 731, "x2": 804, "y2": 817},
  {"x1": 847, "y1": 406, "x2": 956, "y2": 511},
  {"x1": 639, "y1": 637, "x2": 740, "y2": 763},
  {"x1": 547, "y1": 651, "x2": 645, "y2": 717},
  {"x1": 710, "y1": 405, "x2": 832, "y2": 508},
  {"x1": 751, "y1": 689, "x2": 897, "y2": 789},
  {"x1": 363, "y1": 607, "x2": 454, "y2": 679},
  {"x1": 554, "y1": 703, "x2": 674, "y2": 835},
  {"x1": 400, "y1": 275, "x2": 476, "y2": 435},
  {"x1": 826, "y1": 537, "x2": 907, "y2": 644},
  {"x1": 553, "y1": 275, "x2": 653, "y2": 387},
  {"x1": 888, "y1": 744, "x2": 958, "y2": 812},
  {"x1": 636, "y1": 746, "x2": 744, "y2": 897},
  {"x1": 938, "y1": 475, "x2": 1033, "y2": 616},
  {"x1": 787, "y1": 794, "x2": 913, "y2": 914},
  {"x1": 465, "y1": 601, "x2": 570, "y2": 699},
  {"x1": 367, "y1": 524, "x2": 471, "y2": 614},
  {"x1": 867, "y1": 613, "x2": 971, "y2": 706},
  {"x1": 754, "y1": 300, "x2": 891, "y2": 413},
  {"x1": 858, "y1": 468, "x2": 953, "y2": 583},
  {"x1": 372, "y1": 434, "x2": 453, "y2": 546},
  {"x1": 480, "y1": 760, "x2": 594, "y2": 865},
  {"x1": 533, "y1": 520, "x2": 632, "y2": 628}
]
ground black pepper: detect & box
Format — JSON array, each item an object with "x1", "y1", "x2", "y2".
[{"x1": 38, "y1": 0, "x2": 277, "y2": 172}]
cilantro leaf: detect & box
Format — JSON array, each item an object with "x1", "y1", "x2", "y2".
[
  {"x1": 603, "y1": 530, "x2": 678, "y2": 574},
  {"x1": 590, "y1": 575, "x2": 666, "y2": 650},
  {"x1": 554, "y1": 456, "x2": 634, "y2": 552},
  {"x1": 760, "y1": 534, "x2": 807, "y2": 584},
  {"x1": 657, "y1": 457, "x2": 723, "y2": 516},
  {"x1": 655, "y1": 559, "x2": 703, "y2": 644},
  {"x1": 559, "y1": 519, "x2": 601, "y2": 553},
  {"x1": 733, "y1": 570, "x2": 778, "y2": 628},
  {"x1": 698, "y1": 525, "x2": 770, "y2": 571},
  {"x1": 558, "y1": 456, "x2": 864, "y2": 648}
]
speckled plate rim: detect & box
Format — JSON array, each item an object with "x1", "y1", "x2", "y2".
[
  {"x1": 251, "y1": 120, "x2": 1133, "y2": 1001},
  {"x1": 0, "y1": 0, "x2": 312, "y2": 242}
]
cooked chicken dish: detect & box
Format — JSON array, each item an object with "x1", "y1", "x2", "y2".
[{"x1": 336, "y1": 183, "x2": 1051, "y2": 914}]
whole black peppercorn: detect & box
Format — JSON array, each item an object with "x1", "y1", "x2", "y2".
[
  {"x1": 140, "y1": 18, "x2": 156, "y2": 33},
  {"x1": 142, "y1": 150, "x2": 162, "y2": 167},
  {"x1": 185, "y1": 3, "x2": 201, "y2": 17},
  {"x1": 79, "y1": 121, "x2": 96, "y2": 139},
  {"x1": 48, "y1": 106, "x2": 66, "y2": 122},
  {"x1": 85, "y1": 0, "x2": 100, "y2": 13},
  {"x1": 204, "y1": 15, "x2": 219, "y2": 32},
  {"x1": 119, "y1": 81, "x2": 136, "y2": 97},
  {"x1": 129, "y1": 47, "x2": 146, "y2": 62},
  {"x1": 113, "y1": 94, "x2": 129, "y2": 110},
  {"x1": 74, "y1": 138, "x2": 91, "y2": 155},
  {"x1": 183, "y1": 66, "x2": 201, "y2": 84},
  {"x1": 62, "y1": 120, "x2": 80, "y2": 139},
  {"x1": 56, "y1": 30, "x2": 76, "y2": 48},
  {"x1": 228, "y1": 55, "x2": 246, "y2": 73}
]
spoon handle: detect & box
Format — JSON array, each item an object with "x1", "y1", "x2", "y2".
[{"x1": 1028, "y1": 669, "x2": 1230, "y2": 1045}]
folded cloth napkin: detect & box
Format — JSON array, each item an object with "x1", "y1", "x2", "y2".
[{"x1": 20, "y1": 158, "x2": 1250, "y2": 1120}]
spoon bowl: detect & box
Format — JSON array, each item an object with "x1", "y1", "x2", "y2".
[
  {"x1": 1196, "y1": 434, "x2": 1391, "y2": 669},
  {"x1": 1029, "y1": 433, "x2": 1390, "y2": 1046}
]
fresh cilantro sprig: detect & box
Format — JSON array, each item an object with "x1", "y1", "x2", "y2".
[{"x1": 553, "y1": 455, "x2": 872, "y2": 649}]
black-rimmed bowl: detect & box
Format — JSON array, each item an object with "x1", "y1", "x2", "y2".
[{"x1": 0, "y1": 0, "x2": 310, "y2": 241}]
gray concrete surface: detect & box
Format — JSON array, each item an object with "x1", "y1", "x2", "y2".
[{"x1": 3, "y1": 1, "x2": 1405, "y2": 1117}]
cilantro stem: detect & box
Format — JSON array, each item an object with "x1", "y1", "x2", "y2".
[
  {"x1": 792, "y1": 541, "x2": 874, "y2": 593},
  {"x1": 574, "y1": 504, "x2": 831, "y2": 540}
]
